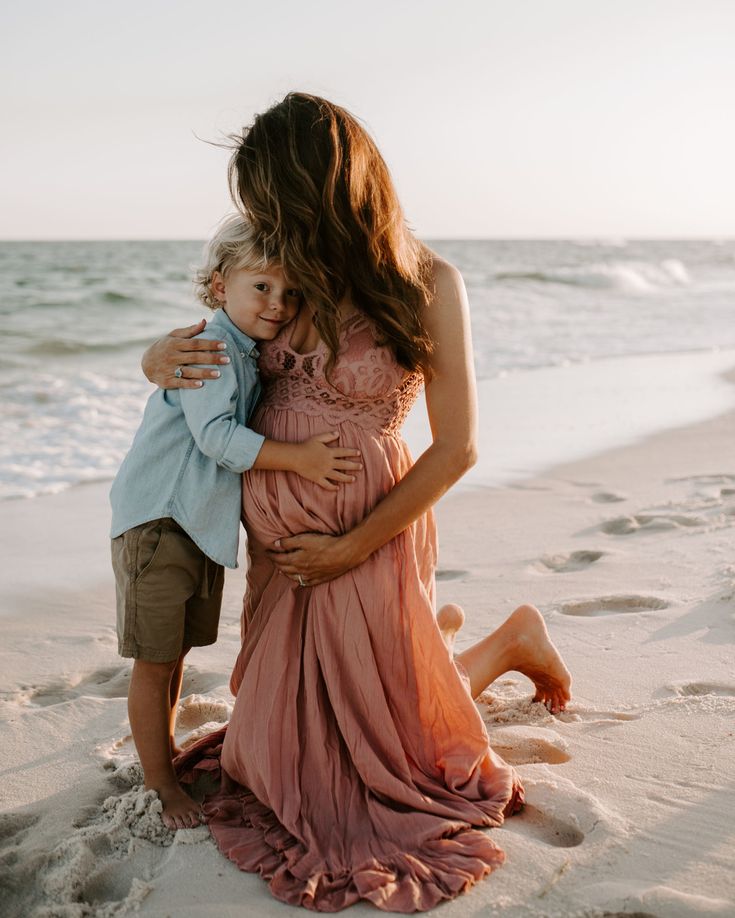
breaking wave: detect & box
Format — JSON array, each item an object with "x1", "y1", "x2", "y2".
[{"x1": 496, "y1": 259, "x2": 691, "y2": 293}]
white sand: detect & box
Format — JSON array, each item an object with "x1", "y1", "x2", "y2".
[{"x1": 1, "y1": 375, "x2": 735, "y2": 916}]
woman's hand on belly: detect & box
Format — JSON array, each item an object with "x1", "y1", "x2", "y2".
[{"x1": 267, "y1": 532, "x2": 362, "y2": 586}]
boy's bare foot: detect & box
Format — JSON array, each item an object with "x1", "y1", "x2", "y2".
[
  {"x1": 504, "y1": 605, "x2": 572, "y2": 714},
  {"x1": 154, "y1": 781, "x2": 204, "y2": 830},
  {"x1": 437, "y1": 603, "x2": 465, "y2": 654}
]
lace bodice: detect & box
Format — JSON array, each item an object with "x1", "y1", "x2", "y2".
[{"x1": 257, "y1": 312, "x2": 424, "y2": 434}]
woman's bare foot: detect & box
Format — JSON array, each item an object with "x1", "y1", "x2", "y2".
[
  {"x1": 437, "y1": 603, "x2": 465, "y2": 654},
  {"x1": 456, "y1": 603, "x2": 572, "y2": 712},
  {"x1": 154, "y1": 781, "x2": 203, "y2": 830},
  {"x1": 504, "y1": 604, "x2": 572, "y2": 714}
]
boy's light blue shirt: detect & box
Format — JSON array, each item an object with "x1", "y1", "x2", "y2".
[{"x1": 110, "y1": 308, "x2": 266, "y2": 568}]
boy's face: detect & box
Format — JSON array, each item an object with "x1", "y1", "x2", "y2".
[{"x1": 213, "y1": 266, "x2": 300, "y2": 340}]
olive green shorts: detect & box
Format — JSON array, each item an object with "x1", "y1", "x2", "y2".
[{"x1": 111, "y1": 517, "x2": 225, "y2": 662}]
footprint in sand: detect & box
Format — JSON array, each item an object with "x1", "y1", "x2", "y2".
[
  {"x1": 600, "y1": 513, "x2": 706, "y2": 535},
  {"x1": 503, "y1": 803, "x2": 584, "y2": 847},
  {"x1": 175, "y1": 694, "x2": 231, "y2": 731},
  {"x1": 601, "y1": 888, "x2": 732, "y2": 917},
  {"x1": 102, "y1": 694, "x2": 231, "y2": 765},
  {"x1": 486, "y1": 725, "x2": 571, "y2": 765},
  {"x1": 558, "y1": 595, "x2": 669, "y2": 617},
  {"x1": 435, "y1": 569, "x2": 470, "y2": 582},
  {"x1": 174, "y1": 695, "x2": 231, "y2": 749},
  {"x1": 535, "y1": 550, "x2": 605, "y2": 573},
  {"x1": 0, "y1": 787, "x2": 205, "y2": 918},
  {"x1": 598, "y1": 912, "x2": 659, "y2": 918},
  {"x1": 591, "y1": 491, "x2": 628, "y2": 504},
  {"x1": 669, "y1": 682, "x2": 735, "y2": 698},
  {"x1": 655, "y1": 474, "x2": 735, "y2": 519},
  {"x1": 667, "y1": 473, "x2": 735, "y2": 487},
  {"x1": 501, "y1": 777, "x2": 626, "y2": 850},
  {"x1": 18, "y1": 666, "x2": 132, "y2": 707},
  {"x1": 558, "y1": 707, "x2": 642, "y2": 726}
]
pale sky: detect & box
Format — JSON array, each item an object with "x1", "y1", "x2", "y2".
[{"x1": 1, "y1": 0, "x2": 734, "y2": 239}]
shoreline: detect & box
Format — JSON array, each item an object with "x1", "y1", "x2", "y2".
[
  {"x1": 4, "y1": 345, "x2": 735, "y2": 503},
  {"x1": 1, "y1": 391, "x2": 734, "y2": 915},
  {"x1": 406, "y1": 346, "x2": 735, "y2": 491}
]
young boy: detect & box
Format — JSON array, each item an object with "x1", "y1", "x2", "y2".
[{"x1": 110, "y1": 216, "x2": 360, "y2": 830}]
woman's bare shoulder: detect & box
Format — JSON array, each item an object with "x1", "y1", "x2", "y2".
[{"x1": 423, "y1": 248, "x2": 467, "y2": 307}]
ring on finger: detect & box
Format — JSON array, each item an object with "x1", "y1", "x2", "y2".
[{"x1": 174, "y1": 366, "x2": 184, "y2": 379}]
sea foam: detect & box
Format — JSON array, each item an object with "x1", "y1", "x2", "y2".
[
  {"x1": 0, "y1": 370, "x2": 151, "y2": 500},
  {"x1": 2, "y1": 239, "x2": 735, "y2": 500},
  {"x1": 495, "y1": 258, "x2": 691, "y2": 292}
]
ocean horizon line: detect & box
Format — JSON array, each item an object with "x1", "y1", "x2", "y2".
[{"x1": 1, "y1": 235, "x2": 734, "y2": 244}]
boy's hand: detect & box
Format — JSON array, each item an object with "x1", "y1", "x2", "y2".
[
  {"x1": 141, "y1": 319, "x2": 231, "y2": 389},
  {"x1": 294, "y1": 433, "x2": 362, "y2": 491}
]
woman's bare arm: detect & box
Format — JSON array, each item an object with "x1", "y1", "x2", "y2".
[
  {"x1": 141, "y1": 318, "x2": 232, "y2": 389},
  {"x1": 269, "y1": 257, "x2": 478, "y2": 584}
]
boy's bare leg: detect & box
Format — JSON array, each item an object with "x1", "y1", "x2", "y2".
[
  {"x1": 128, "y1": 658, "x2": 203, "y2": 830},
  {"x1": 168, "y1": 646, "x2": 191, "y2": 757}
]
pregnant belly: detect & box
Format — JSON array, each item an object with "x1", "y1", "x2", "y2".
[{"x1": 242, "y1": 408, "x2": 414, "y2": 548}]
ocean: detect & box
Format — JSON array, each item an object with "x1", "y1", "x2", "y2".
[{"x1": 2, "y1": 239, "x2": 734, "y2": 500}]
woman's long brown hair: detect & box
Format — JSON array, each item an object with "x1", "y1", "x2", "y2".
[{"x1": 226, "y1": 93, "x2": 434, "y2": 378}]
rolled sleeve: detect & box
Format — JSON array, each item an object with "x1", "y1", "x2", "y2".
[{"x1": 219, "y1": 424, "x2": 266, "y2": 472}]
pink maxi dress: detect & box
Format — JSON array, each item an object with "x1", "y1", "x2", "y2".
[{"x1": 178, "y1": 312, "x2": 524, "y2": 912}]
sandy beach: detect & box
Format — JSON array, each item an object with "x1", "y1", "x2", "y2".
[
  {"x1": 1, "y1": 369, "x2": 734, "y2": 917},
  {"x1": 4, "y1": 0, "x2": 735, "y2": 909}
]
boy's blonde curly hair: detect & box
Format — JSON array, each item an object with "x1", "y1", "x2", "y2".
[{"x1": 194, "y1": 215, "x2": 277, "y2": 309}]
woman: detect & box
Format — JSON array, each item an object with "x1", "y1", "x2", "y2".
[{"x1": 143, "y1": 93, "x2": 571, "y2": 912}]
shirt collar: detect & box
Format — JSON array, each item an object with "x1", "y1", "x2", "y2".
[{"x1": 210, "y1": 308, "x2": 260, "y2": 357}]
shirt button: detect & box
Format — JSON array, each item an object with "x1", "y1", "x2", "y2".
[{"x1": 239, "y1": 351, "x2": 245, "y2": 357}]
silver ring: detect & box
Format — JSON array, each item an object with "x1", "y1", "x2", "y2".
[
  {"x1": 297, "y1": 575, "x2": 305, "y2": 587},
  {"x1": 174, "y1": 366, "x2": 183, "y2": 378}
]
